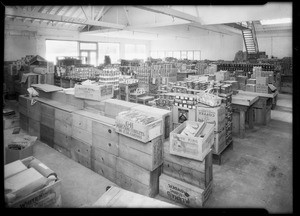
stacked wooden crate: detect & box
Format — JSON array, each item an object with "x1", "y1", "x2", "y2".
[{"x1": 159, "y1": 131, "x2": 213, "y2": 207}]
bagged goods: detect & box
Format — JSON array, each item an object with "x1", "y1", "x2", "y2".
[{"x1": 5, "y1": 160, "x2": 28, "y2": 179}]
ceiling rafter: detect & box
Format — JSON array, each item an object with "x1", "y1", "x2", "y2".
[
  {"x1": 94, "y1": 6, "x2": 105, "y2": 21},
  {"x1": 123, "y1": 6, "x2": 131, "y2": 26},
  {"x1": 5, "y1": 7, "x2": 125, "y2": 29}
]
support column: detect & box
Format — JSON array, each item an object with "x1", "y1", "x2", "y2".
[
  {"x1": 239, "y1": 110, "x2": 245, "y2": 138},
  {"x1": 248, "y1": 106, "x2": 254, "y2": 129}
]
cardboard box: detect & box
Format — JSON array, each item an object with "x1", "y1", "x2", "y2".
[
  {"x1": 159, "y1": 173, "x2": 212, "y2": 207},
  {"x1": 247, "y1": 79, "x2": 256, "y2": 85},
  {"x1": 5, "y1": 137, "x2": 36, "y2": 164},
  {"x1": 173, "y1": 106, "x2": 197, "y2": 124},
  {"x1": 256, "y1": 84, "x2": 269, "y2": 94},
  {"x1": 6, "y1": 156, "x2": 62, "y2": 208},
  {"x1": 170, "y1": 121, "x2": 214, "y2": 161},
  {"x1": 115, "y1": 110, "x2": 162, "y2": 143},
  {"x1": 256, "y1": 77, "x2": 268, "y2": 85},
  {"x1": 196, "y1": 104, "x2": 226, "y2": 132},
  {"x1": 74, "y1": 84, "x2": 113, "y2": 101},
  {"x1": 104, "y1": 99, "x2": 138, "y2": 118}
]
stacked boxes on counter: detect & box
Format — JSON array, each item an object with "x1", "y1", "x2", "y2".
[
  {"x1": 98, "y1": 68, "x2": 121, "y2": 91},
  {"x1": 246, "y1": 78, "x2": 256, "y2": 92},
  {"x1": 159, "y1": 121, "x2": 214, "y2": 207}
]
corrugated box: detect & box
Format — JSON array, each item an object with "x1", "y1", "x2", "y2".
[
  {"x1": 247, "y1": 79, "x2": 256, "y2": 85},
  {"x1": 170, "y1": 121, "x2": 214, "y2": 161},
  {"x1": 256, "y1": 77, "x2": 268, "y2": 85},
  {"x1": 246, "y1": 84, "x2": 256, "y2": 92}
]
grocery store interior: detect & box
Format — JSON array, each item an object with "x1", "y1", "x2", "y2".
[{"x1": 3, "y1": 3, "x2": 293, "y2": 212}]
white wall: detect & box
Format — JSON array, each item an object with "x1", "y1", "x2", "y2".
[
  {"x1": 4, "y1": 20, "x2": 150, "y2": 62},
  {"x1": 150, "y1": 32, "x2": 243, "y2": 61},
  {"x1": 256, "y1": 30, "x2": 292, "y2": 58}
]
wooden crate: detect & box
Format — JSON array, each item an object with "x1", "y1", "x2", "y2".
[
  {"x1": 72, "y1": 126, "x2": 92, "y2": 145},
  {"x1": 92, "y1": 159, "x2": 117, "y2": 183},
  {"x1": 53, "y1": 129, "x2": 72, "y2": 150},
  {"x1": 115, "y1": 112, "x2": 162, "y2": 143},
  {"x1": 28, "y1": 118, "x2": 40, "y2": 139},
  {"x1": 18, "y1": 95, "x2": 31, "y2": 108},
  {"x1": 91, "y1": 146, "x2": 118, "y2": 170},
  {"x1": 18, "y1": 104, "x2": 28, "y2": 116},
  {"x1": 71, "y1": 150, "x2": 92, "y2": 169},
  {"x1": 51, "y1": 91, "x2": 67, "y2": 104},
  {"x1": 70, "y1": 137, "x2": 91, "y2": 159},
  {"x1": 213, "y1": 127, "x2": 226, "y2": 154},
  {"x1": 118, "y1": 135, "x2": 163, "y2": 171},
  {"x1": 159, "y1": 173, "x2": 212, "y2": 208},
  {"x1": 116, "y1": 157, "x2": 162, "y2": 197},
  {"x1": 131, "y1": 105, "x2": 172, "y2": 142},
  {"x1": 163, "y1": 140, "x2": 213, "y2": 189},
  {"x1": 54, "y1": 108, "x2": 73, "y2": 125},
  {"x1": 93, "y1": 186, "x2": 179, "y2": 208},
  {"x1": 40, "y1": 124, "x2": 54, "y2": 148},
  {"x1": 84, "y1": 100, "x2": 106, "y2": 112},
  {"x1": 74, "y1": 84, "x2": 113, "y2": 101},
  {"x1": 65, "y1": 93, "x2": 84, "y2": 109},
  {"x1": 53, "y1": 144, "x2": 71, "y2": 158},
  {"x1": 170, "y1": 121, "x2": 214, "y2": 161},
  {"x1": 40, "y1": 114, "x2": 55, "y2": 128},
  {"x1": 19, "y1": 113, "x2": 28, "y2": 131},
  {"x1": 54, "y1": 119, "x2": 72, "y2": 136},
  {"x1": 104, "y1": 99, "x2": 138, "y2": 118},
  {"x1": 172, "y1": 106, "x2": 197, "y2": 124},
  {"x1": 40, "y1": 103, "x2": 55, "y2": 117}
]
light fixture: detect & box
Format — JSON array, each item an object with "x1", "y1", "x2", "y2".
[{"x1": 260, "y1": 18, "x2": 292, "y2": 25}]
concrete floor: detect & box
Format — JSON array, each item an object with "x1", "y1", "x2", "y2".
[{"x1": 3, "y1": 93, "x2": 293, "y2": 212}]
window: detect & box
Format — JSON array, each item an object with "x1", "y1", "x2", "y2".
[
  {"x1": 45, "y1": 40, "x2": 78, "y2": 64},
  {"x1": 187, "y1": 51, "x2": 194, "y2": 60},
  {"x1": 79, "y1": 42, "x2": 97, "y2": 66},
  {"x1": 150, "y1": 51, "x2": 158, "y2": 58},
  {"x1": 157, "y1": 51, "x2": 165, "y2": 59},
  {"x1": 98, "y1": 42, "x2": 120, "y2": 64},
  {"x1": 124, "y1": 44, "x2": 147, "y2": 60},
  {"x1": 173, "y1": 51, "x2": 180, "y2": 59},
  {"x1": 181, "y1": 51, "x2": 187, "y2": 59},
  {"x1": 166, "y1": 51, "x2": 173, "y2": 57},
  {"x1": 194, "y1": 51, "x2": 201, "y2": 60}
]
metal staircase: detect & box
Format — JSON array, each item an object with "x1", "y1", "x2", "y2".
[
  {"x1": 224, "y1": 21, "x2": 259, "y2": 61},
  {"x1": 242, "y1": 22, "x2": 259, "y2": 60}
]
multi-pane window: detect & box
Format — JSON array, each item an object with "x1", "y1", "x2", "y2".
[
  {"x1": 150, "y1": 50, "x2": 201, "y2": 60},
  {"x1": 45, "y1": 40, "x2": 78, "y2": 64},
  {"x1": 125, "y1": 44, "x2": 147, "y2": 60},
  {"x1": 98, "y1": 42, "x2": 120, "y2": 64}
]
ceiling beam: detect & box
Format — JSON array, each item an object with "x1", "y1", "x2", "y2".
[
  {"x1": 94, "y1": 6, "x2": 105, "y2": 21},
  {"x1": 6, "y1": 8, "x2": 125, "y2": 29},
  {"x1": 81, "y1": 6, "x2": 89, "y2": 20},
  {"x1": 135, "y1": 6, "x2": 202, "y2": 24},
  {"x1": 123, "y1": 6, "x2": 131, "y2": 26}
]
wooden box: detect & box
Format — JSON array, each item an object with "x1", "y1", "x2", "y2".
[
  {"x1": 54, "y1": 108, "x2": 73, "y2": 125},
  {"x1": 27, "y1": 102, "x2": 41, "y2": 122},
  {"x1": 28, "y1": 118, "x2": 40, "y2": 139},
  {"x1": 6, "y1": 157, "x2": 62, "y2": 208},
  {"x1": 19, "y1": 113, "x2": 28, "y2": 131},
  {"x1": 92, "y1": 159, "x2": 117, "y2": 182},
  {"x1": 69, "y1": 137, "x2": 92, "y2": 169},
  {"x1": 40, "y1": 124, "x2": 54, "y2": 148},
  {"x1": 163, "y1": 140, "x2": 213, "y2": 189},
  {"x1": 247, "y1": 79, "x2": 256, "y2": 85},
  {"x1": 196, "y1": 104, "x2": 226, "y2": 132},
  {"x1": 159, "y1": 173, "x2": 212, "y2": 208},
  {"x1": 74, "y1": 84, "x2": 113, "y2": 101},
  {"x1": 256, "y1": 77, "x2": 268, "y2": 85},
  {"x1": 53, "y1": 144, "x2": 71, "y2": 158},
  {"x1": 18, "y1": 104, "x2": 28, "y2": 116},
  {"x1": 170, "y1": 121, "x2": 214, "y2": 161},
  {"x1": 104, "y1": 99, "x2": 138, "y2": 118},
  {"x1": 18, "y1": 95, "x2": 31, "y2": 108},
  {"x1": 116, "y1": 157, "x2": 162, "y2": 197},
  {"x1": 91, "y1": 146, "x2": 117, "y2": 170},
  {"x1": 72, "y1": 126, "x2": 92, "y2": 145},
  {"x1": 246, "y1": 84, "x2": 256, "y2": 92},
  {"x1": 119, "y1": 135, "x2": 163, "y2": 171},
  {"x1": 40, "y1": 114, "x2": 54, "y2": 128},
  {"x1": 53, "y1": 129, "x2": 72, "y2": 150},
  {"x1": 65, "y1": 93, "x2": 84, "y2": 109},
  {"x1": 115, "y1": 111, "x2": 162, "y2": 143},
  {"x1": 54, "y1": 119, "x2": 72, "y2": 136},
  {"x1": 84, "y1": 100, "x2": 106, "y2": 112},
  {"x1": 131, "y1": 105, "x2": 172, "y2": 141},
  {"x1": 40, "y1": 103, "x2": 55, "y2": 117},
  {"x1": 51, "y1": 91, "x2": 67, "y2": 104},
  {"x1": 93, "y1": 186, "x2": 179, "y2": 208},
  {"x1": 213, "y1": 127, "x2": 226, "y2": 154}
]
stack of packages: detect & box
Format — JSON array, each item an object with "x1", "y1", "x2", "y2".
[
  {"x1": 159, "y1": 121, "x2": 214, "y2": 207},
  {"x1": 115, "y1": 109, "x2": 164, "y2": 197},
  {"x1": 195, "y1": 62, "x2": 208, "y2": 75},
  {"x1": 5, "y1": 157, "x2": 61, "y2": 207},
  {"x1": 252, "y1": 67, "x2": 275, "y2": 94},
  {"x1": 246, "y1": 78, "x2": 256, "y2": 92},
  {"x1": 204, "y1": 64, "x2": 217, "y2": 74},
  {"x1": 98, "y1": 68, "x2": 121, "y2": 91},
  {"x1": 119, "y1": 79, "x2": 139, "y2": 101},
  {"x1": 236, "y1": 75, "x2": 248, "y2": 91},
  {"x1": 214, "y1": 70, "x2": 230, "y2": 82},
  {"x1": 196, "y1": 102, "x2": 227, "y2": 154},
  {"x1": 136, "y1": 66, "x2": 151, "y2": 92},
  {"x1": 219, "y1": 84, "x2": 233, "y2": 146}
]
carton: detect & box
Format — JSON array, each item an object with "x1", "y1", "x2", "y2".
[
  {"x1": 74, "y1": 84, "x2": 113, "y2": 101},
  {"x1": 196, "y1": 104, "x2": 226, "y2": 132},
  {"x1": 170, "y1": 121, "x2": 214, "y2": 161}
]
